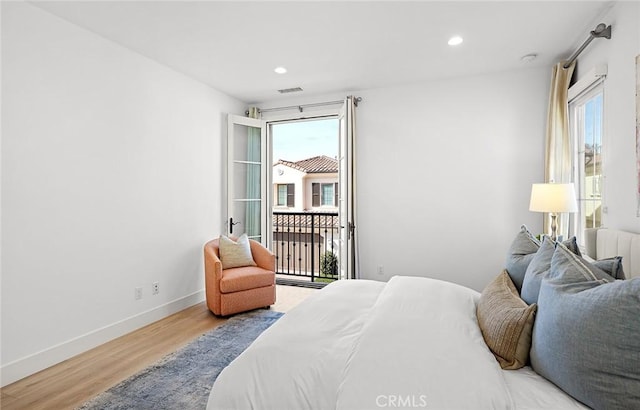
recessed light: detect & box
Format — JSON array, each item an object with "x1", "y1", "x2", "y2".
[
  {"x1": 274, "y1": 66, "x2": 287, "y2": 74},
  {"x1": 448, "y1": 36, "x2": 463, "y2": 46},
  {"x1": 520, "y1": 53, "x2": 538, "y2": 63}
]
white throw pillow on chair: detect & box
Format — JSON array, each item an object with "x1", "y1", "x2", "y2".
[{"x1": 219, "y1": 234, "x2": 257, "y2": 269}]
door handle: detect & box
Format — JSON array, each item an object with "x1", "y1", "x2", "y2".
[
  {"x1": 229, "y1": 217, "x2": 241, "y2": 234},
  {"x1": 340, "y1": 222, "x2": 355, "y2": 240}
]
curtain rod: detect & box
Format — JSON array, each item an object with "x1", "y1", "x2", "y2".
[
  {"x1": 247, "y1": 96, "x2": 362, "y2": 115},
  {"x1": 563, "y1": 23, "x2": 612, "y2": 69}
]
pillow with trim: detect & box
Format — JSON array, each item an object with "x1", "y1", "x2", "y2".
[
  {"x1": 593, "y1": 256, "x2": 626, "y2": 280},
  {"x1": 582, "y1": 254, "x2": 626, "y2": 279},
  {"x1": 218, "y1": 234, "x2": 257, "y2": 269},
  {"x1": 477, "y1": 270, "x2": 537, "y2": 370},
  {"x1": 520, "y1": 235, "x2": 582, "y2": 305},
  {"x1": 505, "y1": 225, "x2": 540, "y2": 292},
  {"x1": 530, "y1": 243, "x2": 640, "y2": 410}
]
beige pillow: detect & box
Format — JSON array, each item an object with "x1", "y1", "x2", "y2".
[
  {"x1": 476, "y1": 270, "x2": 537, "y2": 370},
  {"x1": 219, "y1": 234, "x2": 257, "y2": 269}
]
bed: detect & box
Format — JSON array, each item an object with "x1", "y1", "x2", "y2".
[{"x1": 207, "y1": 228, "x2": 640, "y2": 410}]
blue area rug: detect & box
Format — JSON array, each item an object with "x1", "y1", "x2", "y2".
[{"x1": 77, "y1": 309, "x2": 283, "y2": 410}]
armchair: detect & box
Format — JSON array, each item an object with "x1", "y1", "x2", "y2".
[{"x1": 204, "y1": 237, "x2": 276, "y2": 316}]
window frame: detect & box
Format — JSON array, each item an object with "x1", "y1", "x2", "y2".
[
  {"x1": 321, "y1": 183, "x2": 334, "y2": 207},
  {"x1": 275, "y1": 183, "x2": 294, "y2": 207},
  {"x1": 569, "y1": 81, "x2": 605, "y2": 244},
  {"x1": 312, "y1": 182, "x2": 338, "y2": 208}
]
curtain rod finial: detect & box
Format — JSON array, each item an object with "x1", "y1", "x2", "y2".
[{"x1": 591, "y1": 23, "x2": 612, "y2": 39}]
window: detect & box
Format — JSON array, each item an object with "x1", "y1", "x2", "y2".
[
  {"x1": 321, "y1": 183, "x2": 334, "y2": 206},
  {"x1": 570, "y1": 84, "x2": 604, "y2": 243},
  {"x1": 312, "y1": 182, "x2": 338, "y2": 207},
  {"x1": 276, "y1": 184, "x2": 294, "y2": 207}
]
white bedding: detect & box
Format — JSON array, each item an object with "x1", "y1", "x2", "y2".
[
  {"x1": 207, "y1": 276, "x2": 586, "y2": 410},
  {"x1": 503, "y1": 367, "x2": 587, "y2": 410}
]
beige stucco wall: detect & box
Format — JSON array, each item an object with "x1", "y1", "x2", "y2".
[
  {"x1": 272, "y1": 164, "x2": 305, "y2": 211},
  {"x1": 273, "y1": 164, "x2": 338, "y2": 211}
]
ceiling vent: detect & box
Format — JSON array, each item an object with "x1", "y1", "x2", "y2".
[{"x1": 277, "y1": 87, "x2": 303, "y2": 94}]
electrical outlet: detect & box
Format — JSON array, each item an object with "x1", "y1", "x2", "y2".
[
  {"x1": 377, "y1": 265, "x2": 384, "y2": 275},
  {"x1": 135, "y1": 287, "x2": 143, "y2": 300},
  {"x1": 152, "y1": 282, "x2": 159, "y2": 295}
]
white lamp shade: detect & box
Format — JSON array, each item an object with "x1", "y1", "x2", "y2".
[{"x1": 529, "y1": 183, "x2": 578, "y2": 213}]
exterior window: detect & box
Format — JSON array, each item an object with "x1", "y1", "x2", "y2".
[
  {"x1": 570, "y1": 85, "x2": 603, "y2": 244},
  {"x1": 321, "y1": 183, "x2": 334, "y2": 206},
  {"x1": 312, "y1": 183, "x2": 338, "y2": 207},
  {"x1": 276, "y1": 184, "x2": 294, "y2": 207}
]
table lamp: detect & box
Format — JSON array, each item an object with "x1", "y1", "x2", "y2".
[{"x1": 529, "y1": 183, "x2": 578, "y2": 241}]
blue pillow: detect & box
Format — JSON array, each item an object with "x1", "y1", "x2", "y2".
[
  {"x1": 520, "y1": 236, "x2": 555, "y2": 304},
  {"x1": 505, "y1": 225, "x2": 540, "y2": 292},
  {"x1": 530, "y1": 243, "x2": 640, "y2": 410},
  {"x1": 520, "y1": 235, "x2": 581, "y2": 304},
  {"x1": 593, "y1": 256, "x2": 626, "y2": 280}
]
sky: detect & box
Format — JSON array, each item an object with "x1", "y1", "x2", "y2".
[{"x1": 272, "y1": 118, "x2": 338, "y2": 163}]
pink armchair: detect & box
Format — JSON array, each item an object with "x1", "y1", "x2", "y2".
[{"x1": 204, "y1": 238, "x2": 276, "y2": 316}]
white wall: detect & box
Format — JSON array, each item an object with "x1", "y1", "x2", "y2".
[
  {"x1": 354, "y1": 69, "x2": 548, "y2": 290},
  {"x1": 259, "y1": 67, "x2": 549, "y2": 291},
  {"x1": 573, "y1": 1, "x2": 640, "y2": 233},
  {"x1": 1, "y1": 2, "x2": 244, "y2": 385}
]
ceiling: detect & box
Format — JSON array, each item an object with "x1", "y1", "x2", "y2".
[{"x1": 31, "y1": 1, "x2": 613, "y2": 103}]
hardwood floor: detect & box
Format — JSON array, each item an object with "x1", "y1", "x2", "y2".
[{"x1": 1, "y1": 284, "x2": 317, "y2": 410}]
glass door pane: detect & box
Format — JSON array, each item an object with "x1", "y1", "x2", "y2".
[{"x1": 227, "y1": 115, "x2": 266, "y2": 243}]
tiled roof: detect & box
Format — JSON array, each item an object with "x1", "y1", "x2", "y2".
[{"x1": 276, "y1": 155, "x2": 338, "y2": 174}]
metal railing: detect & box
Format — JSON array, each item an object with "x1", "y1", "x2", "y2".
[{"x1": 272, "y1": 211, "x2": 339, "y2": 283}]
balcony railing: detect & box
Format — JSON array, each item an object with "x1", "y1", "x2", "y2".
[{"x1": 272, "y1": 211, "x2": 339, "y2": 283}]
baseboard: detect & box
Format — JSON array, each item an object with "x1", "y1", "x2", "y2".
[{"x1": 1, "y1": 290, "x2": 205, "y2": 387}]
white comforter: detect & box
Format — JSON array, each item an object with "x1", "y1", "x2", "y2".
[{"x1": 207, "y1": 276, "x2": 586, "y2": 410}]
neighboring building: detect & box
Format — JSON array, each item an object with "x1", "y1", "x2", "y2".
[
  {"x1": 272, "y1": 155, "x2": 338, "y2": 212},
  {"x1": 272, "y1": 155, "x2": 340, "y2": 279}
]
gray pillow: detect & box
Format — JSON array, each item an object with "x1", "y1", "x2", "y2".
[
  {"x1": 520, "y1": 235, "x2": 581, "y2": 304},
  {"x1": 530, "y1": 243, "x2": 640, "y2": 410},
  {"x1": 593, "y1": 256, "x2": 626, "y2": 280},
  {"x1": 562, "y1": 235, "x2": 581, "y2": 257},
  {"x1": 505, "y1": 225, "x2": 540, "y2": 292},
  {"x1": 520, "y1": 236, "x2": 555, "y2": 304}
]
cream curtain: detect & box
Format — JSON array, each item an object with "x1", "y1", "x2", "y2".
[
  {"x1": 347, "y1": 96, "x2": 359, "y2": 279},
  {"x1": 341, "y1": 96, "x2": 359, "y2": 279},
  {"x1": 543, "y1": 61, "x2": 576, "y2": 238}
]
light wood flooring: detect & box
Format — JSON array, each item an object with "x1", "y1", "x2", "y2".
[{"x1": 1, "y1": 284, "x2": 317, "y2": 410}]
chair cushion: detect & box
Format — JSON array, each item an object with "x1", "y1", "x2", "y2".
[{"x1": 220, "y1": 266, "x2": 275, "y2": 293}]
